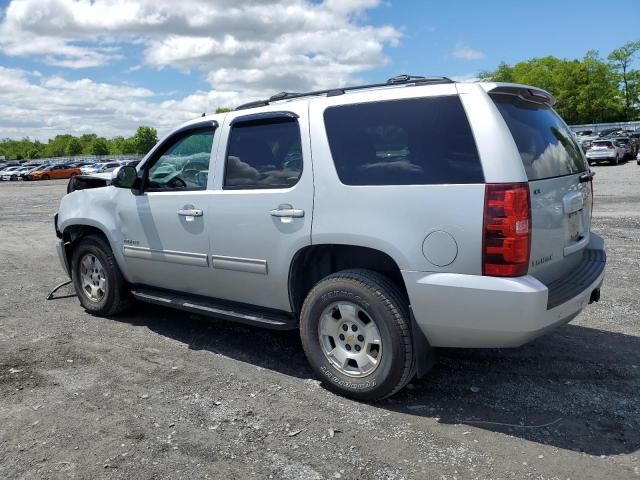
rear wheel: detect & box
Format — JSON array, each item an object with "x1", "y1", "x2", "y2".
[
  {"x1": 10, "y1": 175, "x2": 17, "y2": 181},
  {"x1": 42, "y1": 174, "x2": 50, "y2": 180},
  {"x1": 300, "y1": 269, "x2": 417, "y2": 401},
  {"x1": 71, "y1": 235, "x2": 131, "y2": 316},
  {"x1": 612, "y1": 155, "x2": 619, "y2": 166}
]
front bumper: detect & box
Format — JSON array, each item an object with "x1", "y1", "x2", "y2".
[
  {"x1": 56, "y1": 240, "x2": 71, "y2": 277},
  {"x1": 403, "y1": 234, "x2": 606, "y2": 348}
]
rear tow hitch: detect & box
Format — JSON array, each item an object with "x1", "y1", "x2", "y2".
[{"x1": 589, "y1": 288, "x2": 601, "y2": 304}]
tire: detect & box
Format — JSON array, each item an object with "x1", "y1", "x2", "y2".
[
  {"x1": 10, "y1": 175, "x2": 17, "y2": 181},
  {"x1": 612, "y1": 155, "x2": 619, "y2": 166},
  {"x1": 300, "y1": 269, "x2": 417, "y2": 401},
  {"x1": 71, "y1": 235, "x2": 132, "y2": 316},
  {"x1": 42, "y1": 174, "x2": 50, "y2": 180}
]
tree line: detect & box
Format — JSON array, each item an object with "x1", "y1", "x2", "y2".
[
  {"x1": 0, "y1": 126, "x2": 159, "y2": 161},
  {"x1": 479, "y1": 41, "x2": 640, "y2": 125},
  {"x1": 0, "y1": 107, "x2": 233, "y2": 161}
]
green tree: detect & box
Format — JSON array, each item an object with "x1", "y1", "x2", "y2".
[
  {"x1": 608, "y1": 40, "x2": 640, "y2": 120},
  {"x1": 132, "y1": 126, "x2": 158, "y2": 155},
  {"x1": 478, "y1": 61, "x2": 514, "y2": 82},
  {"x1": 215, "y1": 107, "x2": 232, "y2": 113},
  {"x1": 89, "y1": 137, "x2": 109, "y2": 156},
  {"x1": 66, "y1": 138, "x2": 83, "y2": 156},
  {"x1": 479, "y1": 53, "x2": 624, "y2": 124}
]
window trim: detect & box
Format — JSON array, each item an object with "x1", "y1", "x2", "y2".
[
  {"x1": 323, "y1": 95, "x2": 485, "y2": 187},
  {"x1": 229, "y1": 111, "x2": 299, "y2": 127},
  {"x1": 141, "y1": 121, "x2": 217, "y2": 193},
  {"x1": 222, "y1": 113, "x2": 303, "y2": 191}
]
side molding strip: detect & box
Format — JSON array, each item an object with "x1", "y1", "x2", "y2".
[
  {"x1": 211, "y1": 255, "x2": 268, "y2": 275},
  {"x1": 123, "y1": 245, "x2": 209, "y2": 268}
]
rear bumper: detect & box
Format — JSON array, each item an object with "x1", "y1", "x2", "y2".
[{"x1": 403, "y1": 234, "x2": 606, "y2": 348}]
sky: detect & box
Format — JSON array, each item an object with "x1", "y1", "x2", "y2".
[{"x1": 0, "y1": 0, "x2": 638, "y2": 140}]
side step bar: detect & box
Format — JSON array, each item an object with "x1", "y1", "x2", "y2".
[{"x1": 130, "y1": 286, "x2": 298, "y2": 331}]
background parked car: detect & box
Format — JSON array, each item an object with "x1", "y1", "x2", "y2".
[
  {"x1": 0, "y1": 166, "x2": 22, "y2": 180},
  {"x1": 613, "y1": 136, "x2": 636, "y2": 159},
  {"x1": 585, "y1": 139, "x2": 626, "y2": 165},
  {"x1": 19, "y1": 165, "x2": 48, "y2": 181},
  {"x1": 81, "y1": 162, "x2": 121, "y2": 175},
  {"x1": 27, "y1": 164, "x2": 82, "y2": 180},
  {"x1": 3, "y1": 165, "x2": 32, "y2": 181}
]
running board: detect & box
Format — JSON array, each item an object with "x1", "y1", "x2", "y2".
[{"x1": 130, "y1": 286, "x2": 297, "y2": 330}]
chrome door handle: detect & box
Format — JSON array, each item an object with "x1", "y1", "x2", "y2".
[
  {"x1": 177, "y1": 208, "x2": 203, "y2": 217},
  {"x1": 270, "y1": 204, "x2": 304, "y2": 218}
]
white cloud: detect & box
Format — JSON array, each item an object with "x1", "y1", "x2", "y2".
[
  {"x1": 453, "y1": 42, "x2": 485, "y2": 61},
  {"x1": 0, "y1": 66, "x2": 240, "y2": 140},
  {"x1": 0, "y1": 1, "x2": 400, "y2": 92},
  {"x1": 0, "y1": 0, "x2": 402, "y2": 139}
]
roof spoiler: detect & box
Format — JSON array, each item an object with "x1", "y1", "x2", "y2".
[{"x1": 483, "y1": 83, "x2": 556, "y2": 107}]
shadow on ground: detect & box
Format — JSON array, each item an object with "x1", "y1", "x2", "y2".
[{"x1": 113, "y1": 303, "x2": 640, "y2": 456}]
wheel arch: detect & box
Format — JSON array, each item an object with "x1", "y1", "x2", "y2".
[
  {"x1": 288, "y1": 244, "x2": 408, "y2": 316},
  {"x1": 60, "y1": 223, "x2": 118, "y2": 277}
]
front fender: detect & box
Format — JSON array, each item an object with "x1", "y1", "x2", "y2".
[{"x1": 57, "y1": 187, "x2": 130, "y2": 281}]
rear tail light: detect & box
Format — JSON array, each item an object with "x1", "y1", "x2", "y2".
[
  {"x1": 483, "y1": 183, "x2": 531, "y2": 277},
  {"x1": 607, "y1": 144, "x2": 614, "y2": 149}
]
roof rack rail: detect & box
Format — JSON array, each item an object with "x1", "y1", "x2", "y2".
[{"x1": 235, "y1": 74, "x2": 454, "y2": 110}]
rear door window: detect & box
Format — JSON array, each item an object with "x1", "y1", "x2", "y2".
[
  {"x1": 323, "y1": 96, "x2": 483, "y2": 185},
  {"x1": 491, "y1": 94, "x2": 587, "y2": 180},
  {"x1": 224, "y1": 117, "x2": 302, "y2": 189}
]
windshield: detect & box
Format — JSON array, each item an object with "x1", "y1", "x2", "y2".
[{"x1": 491, "y1": 93, "x2": 587, "y2": 180}]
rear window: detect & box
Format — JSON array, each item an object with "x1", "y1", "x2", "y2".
[
  {"x1": 593, "y1": 141, "x2": 612, "y2": 147},
  {"x1": 492, "y1": 94, "x2": 587, "y2": 180},
  {"x1": 323, "y1": 96, "x2": 483, "y2": 186}
]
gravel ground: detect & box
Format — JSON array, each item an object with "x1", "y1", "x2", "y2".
[{"x1": 0, "y1": 161, "x2": 638, "y2": 480}]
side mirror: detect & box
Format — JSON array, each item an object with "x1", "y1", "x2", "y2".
[{"x1": 112, "y1": 165, "x2": 138, "y2": 189}]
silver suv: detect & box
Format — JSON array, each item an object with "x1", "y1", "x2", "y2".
[{"x1": 54, "y1": 75, "x2": 606, "y2": 400}]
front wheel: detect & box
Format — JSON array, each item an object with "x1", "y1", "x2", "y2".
[
  {"x1": 300, "y1": 269, "x2": 417, "y2": 401},
  {"x1": 42, "y1": 174, "x2": 50, "y2": 180},
  {"x1": 71, "y1": 235, "x2": 131, "y2": 316}
]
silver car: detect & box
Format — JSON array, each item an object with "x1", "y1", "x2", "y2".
[
  {"x1": 55, "y1": 76, "x2": 606, "y2": 400},
  {"x1": 0, "y1": 166, "x2": 22, "y2": 180},
  {"x1": 585, "y1": 139, "x2": 626, "y2": 165}
]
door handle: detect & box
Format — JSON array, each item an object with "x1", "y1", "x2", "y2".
[
  {"x1": 177, "y1": 208, "x2": 203, "y2": 217},
  {"x1": 270, "y1": 204, "x2": 305, "y2": 218}
]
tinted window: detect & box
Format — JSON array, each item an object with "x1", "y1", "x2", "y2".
[
  {"x1": 147, "y1": 128, "x2": 214, "y2": 191},
  {"x1": 592, "y1": 141, "x2": 612, "y2": 147},
  {"x1": 492, "y1": 94, "x2": 587, "y2": 180},
  {"x1": 224, "y1": 118, "x2": 302, "y2": 189},
  {"x1": 323, "y1": 96, "x2": 483, "y2": 186}
]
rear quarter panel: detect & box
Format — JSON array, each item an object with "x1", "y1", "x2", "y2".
[{"x1": 309, "y1": 85, "x2": 486, "y2": 274}]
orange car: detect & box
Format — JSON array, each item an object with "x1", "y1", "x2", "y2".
[{"x1": 28, "y1": 164, "x2": 82, "y2": 181}]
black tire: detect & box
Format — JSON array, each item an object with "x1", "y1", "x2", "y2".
[
  {"x1": 300, "y1": 269, "x2": 417, "y2": 401},
  {"x1": 10, "y1": 175, "x2": 17, "y2": 181},
  {"x1": 612, "y1": 155, "x2": 619, "y2": 166},
  {"x1": 71, "y1": 235, "x2": 132, "y2": 316},
  {"x1": 42, "y1": 174, "x2": 50, "y2": 180}
]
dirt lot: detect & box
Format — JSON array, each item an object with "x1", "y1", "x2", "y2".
[{"x1": 0, "y1": 161, "x2": 638, "y2": 480}]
